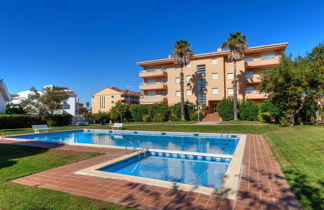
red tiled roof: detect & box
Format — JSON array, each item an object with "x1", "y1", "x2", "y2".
[{"x1": 109, "y1": 87, "x2": 141, "y2": 96}]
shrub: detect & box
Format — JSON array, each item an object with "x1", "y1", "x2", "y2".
[
  {"x1": 239, "y1": 100, "x2": 259, "y2": 121},
  {"x1": 153, "y1": 113, "x2": 164, "y2": 122},
  {"x1": 189, "y1": 112, "x2": 204, "y2": 121},
  {"x1": 170, "y1": 102, "x2": 195, "y2": 120},
  {"x1": 43, "y1": 114, "x2": 72, "y2": 127},
  {"x1": 129, "y1": 105, "x2": 148, "y2": 122},
  {"x1": 84, "y1": 113, "x2": 95, "y2": 124},
  {"x1": 147, "y1": 103, "x2": 169, "y2": 121},
  {"x1": 5, "y1": 103, "x2": 26, "y2": 114},
  {"x1": 260, "y1": 99, "x2": 280, "y2": 123},
  {"x1": 92, "y1": 112, "x2": 110, "y2": 124},
  {"x1": 142, "y1": 114, "x2": 151, "y2": 122},
  {"x1": 0, "y1": 114, "x2": 72, "y2": 129},
  {"x1": 217, "y1": 98, "x2": 234, "y2": 121}
]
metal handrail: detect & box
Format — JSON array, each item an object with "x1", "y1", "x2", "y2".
[{"x1": 125, "y1": 142, "x2": 136, "y2": 152}]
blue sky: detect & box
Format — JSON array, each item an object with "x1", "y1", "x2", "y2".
[{"x1": 0, "y1": 0, "x2": 323, "y2": 103}]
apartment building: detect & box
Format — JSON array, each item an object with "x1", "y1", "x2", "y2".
[
  {"x1": 91, "y1": 87, "x2": 141, "y2": 113},
  {"x1": 11, "y1": 85, "x2": 80, "y2": 116},
  {"x1": 0, "y1": 80, "x2": 11, "y2": 113},
  {"x1": 137, "y1": 43, "x2": 287, "y2": 113}
]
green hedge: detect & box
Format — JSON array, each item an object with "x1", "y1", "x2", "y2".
[
  {"x1": 217, "y1": 98, "x2": 234, "y2": 121},
  {"x1": 239, "y1": 101, "x2": 259, "y2": 121},
  {"x1": 0, "y1": 114, "x2": 72, "y2": 129}
]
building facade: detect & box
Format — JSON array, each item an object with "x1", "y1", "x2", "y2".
[
  {"x1": 137, "y1": 43, "x2": 287, "y2": 113},
  {"x1": 91, "y1": 87, "x2": 141, "y2": 113},
  {"x1": 11, "y1": 85, "x2": 80, "y2": 116},
  {"x1": 0, "y1": 80, "x2": 11, "y2": 113}
]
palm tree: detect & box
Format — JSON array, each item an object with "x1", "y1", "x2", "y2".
[
  {"x1": 171, "y1": 40, "x2": 194, "y2": 120},
  {"x1": 221, "y1": 32, "x2": 248, "y2": 120}
]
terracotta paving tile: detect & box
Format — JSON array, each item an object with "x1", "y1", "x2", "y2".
[{"x1": 2, "y1": 134, "x2": 301, "y2": 209}]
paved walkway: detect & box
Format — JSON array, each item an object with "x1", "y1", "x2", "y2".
[{"x1": 2, "y1": 135, "x2": 300, "y2": 209}]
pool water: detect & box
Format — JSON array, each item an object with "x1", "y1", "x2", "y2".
[
  {"x1": 100, "y1": 152, "x2": 229, "y2": 189},
  {"x1": 10, "y1": 129, "x2": 240, "y2": 155}
]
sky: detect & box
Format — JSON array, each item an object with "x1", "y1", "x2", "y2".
[{"x1": 0, "y1": 0, "x2": 323, "y2": 104}]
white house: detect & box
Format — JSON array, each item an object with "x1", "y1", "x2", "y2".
[
  {"x1": 11, "y1": 85, "x2": 79, "y2": 116},
  {"x1": 0, "y1": 80, "x2": 11, "y2": 113}
]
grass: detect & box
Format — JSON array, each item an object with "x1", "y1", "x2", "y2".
[
  {"x1": 1, "y1": 122, "x2": 323, "y2": 209},
  {"x1": 265, "y1": 126, "x2": 324, "y2": 210},
  {"x1": 0, "y1": 144, "x2": 131, "y2": 210}
]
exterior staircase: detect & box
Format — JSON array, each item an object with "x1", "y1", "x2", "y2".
[{"x1": 201, "y1": 113, "x2": 221, "y2": 123}]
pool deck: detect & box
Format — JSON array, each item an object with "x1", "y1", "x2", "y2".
[{"x1": 1, "y1": 134, "x2": 301, "y2": 209}]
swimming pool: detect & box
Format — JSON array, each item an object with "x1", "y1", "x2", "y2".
[
  {"x1": 10, "y1": 129, "x2": 240, "y2": 155},
  {"x1": 99, "y1": 151, "x2": 229, "y2": 189}
]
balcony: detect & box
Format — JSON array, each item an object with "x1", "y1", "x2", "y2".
[
  {"x1": 139, "y1": 82, "x2": 167, "y2": 90},
  {"x1": 246, "y1": 74, "x2": 261, "y2": 84},
  {"x1": 140, "y1": 96, "x2": 167, "y2": 104},
  {"x1": 245, "y1": 57, "x2": 280, "y2": 69},
  {"x1": 139, "y1": 69, "x2": 167, "y2": 78},
  {"x1": 245, "y1": 91, "x2": 269, "y2": 100}
]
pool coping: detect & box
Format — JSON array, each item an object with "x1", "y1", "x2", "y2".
[{"x1": 72, "y1": 133, "x2": 246, "y2": 200}]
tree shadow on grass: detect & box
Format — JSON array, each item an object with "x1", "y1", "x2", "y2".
[
  {"x1": 0, "y1": 141, "x2": 65, "y2": 170},
  {"x1": 283, "y1": 167, "x2": 324, "y2": 210}
]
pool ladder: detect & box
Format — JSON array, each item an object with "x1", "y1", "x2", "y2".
[
  {"x1": 220, "y1": 130, "x2": 229, "y2": 139},
  {"x1": 125, "y1": 140, "x2": 149, "y2": 161}
]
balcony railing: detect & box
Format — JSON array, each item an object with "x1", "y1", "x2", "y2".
[
  {"x1": 245, "y1": 57, "x2": 280, "y2": 69},
  {"x1": 140, "y1": 82, "x2": 167, "y2": 90},
  {"x1": 140, "y1": 95, "x2": 167, "y2": 104},
  {"x1": 139, "y1": 69, "x2": 167, "y2": 78},
  {"x1": 245, "y1": 91, "x2": 269, "y2": 99},
  {"x1": 246, "y1": 74, "x2": 261, "y2": 84}
]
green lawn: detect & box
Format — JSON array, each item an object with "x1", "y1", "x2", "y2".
[
  {"x1": 1, "y1": 122, "x2": 323, "y2": 209},
  {"x1": 0, "y1": 144, "x2": 131, "y2": 210},
  {"x1": 265, "y1": 126, "x2": 324, "y2": 210}
]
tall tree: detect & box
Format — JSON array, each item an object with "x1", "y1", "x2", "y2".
[
  {"x1": 21, "y1": 86, "x2": 70, "y2": 115},
  {"x1": 171, "y1": 40, "x2": 194, "y2": 120},
  {"x1": 20, "y1": 87, "x2": 45, "y2": 114},
  {"x1": 221, "y1": 32, "x2": 248, "y2": 120},
  {"x1": 261, "y1": 42, "x2": 324, "y2": 125}
]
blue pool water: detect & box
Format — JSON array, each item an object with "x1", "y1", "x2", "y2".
[
  {"x1": 100, "y1": 152, "x2": 229, "y2": 189},
  {"x1": 10, "y1": 129, "x2": 240, "y2": 155}
]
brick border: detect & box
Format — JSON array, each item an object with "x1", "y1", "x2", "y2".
[{"x1": 2, "y1": 134, "x2": 301, "y2": 209}]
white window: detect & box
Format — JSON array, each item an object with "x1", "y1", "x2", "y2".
[
  {"x1": 227, "y1": 73, "x2": 234, "y2": 80},
  {"x1": 212, "y1": 88, "x2": 219, "y2": 95},
  {"x1": 175, "y1": 78, "x2": 180, "y2": 84},
  {"x1": 148, "y1": 91, "x2": 156, "y2": 98},
  {"x1": 245, "y1": 72, "x2": 254, "y2": 78},
  {"x1": 246, "y1": 87, "x2": 255, "y2": 93},
  {"x1": 211, "y1": 58, "x2": 218, "y2": 65},
  {"x1": 176, "y1": 68, "x2": 181, "y2": 71},
  {"x1": 186, "y1": 90, "x2": 192, "y2": 96},
  {"x1": 197, "y1": 65, "x2": 206, "y2": 76},
  {"x1": 176, "y1": 91, "x2": 181, "y2": 97},
  {"x1": 228, "y1": 88, "x2": 234, "y2": 95},
  {"x1": 212, "y1": 73, "x2": 218, "y2": 80},
  {"x1": 186, "y1": 62, "x2": 191, "y2": 67},
  {"x1": 186, "y1": 75, "x2": 191, "y2": 82},
  {"x1": 147, "y1": 79, "x2": 156, "y2": 84}
]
